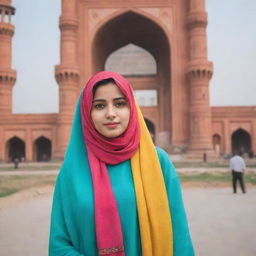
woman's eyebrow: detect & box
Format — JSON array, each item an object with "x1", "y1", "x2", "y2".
[
  {"x1": 113, "y1": 97, "x2": 126, "y2": 101},
  {"x1": 92, "y1": 97, "x2": 126, "y2": 103},
  {"x1": 92, "y1": 99, "x2": 106, "y2": 103}
]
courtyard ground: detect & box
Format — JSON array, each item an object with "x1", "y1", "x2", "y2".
[{"x1": 0, "y1": 167, "x2": 256, "y2": 256}]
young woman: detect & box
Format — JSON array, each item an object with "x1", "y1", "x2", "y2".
[{"x1": 49, "y1": 71, "x2": 194, "y2": 256}]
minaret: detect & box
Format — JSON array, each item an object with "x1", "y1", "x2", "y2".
[
  {"x1": 0, "y1": 0, "x2": 16, "y2": 115},
  {"x1": 186, "y1": 0, "x2": 215, "y2": 157},
  {"x1": 54, "y1": 0, "x2": 80, "y2": 159}
]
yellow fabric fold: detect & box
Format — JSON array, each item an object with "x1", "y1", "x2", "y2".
[{"x1": 131, "y1": 103, "x2": 173, "y2": 256}]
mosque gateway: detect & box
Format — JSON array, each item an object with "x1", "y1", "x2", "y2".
[{"x1": 0, "y1": 0, "x2": 255, "y2": 161}]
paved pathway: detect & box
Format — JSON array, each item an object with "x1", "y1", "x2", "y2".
[
  {"x1": 183, "y1": 187, "x2": 256, "y2": 256},
  {"x1": 0, "y1": 187, "x2": 256, "y2": 256},
  {"x1": 0, "y1": 190, "x2": 52, "y2": 256}
]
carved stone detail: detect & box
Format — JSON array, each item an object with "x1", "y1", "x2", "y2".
[
  {"x1": 0, "y1": 69, "x2": 16, "y2": 85},
  {"x1": 88, "y1": 8, "x2": 120, "y2": 32},
  {"x1": 187, "y1": 11, "x2": 208, "y2": 29},
  {"x1": 0, "y1": 3, "x2": 15, "y2": 14},
  {"x1": 187, "y1": 61, "x2": 213, "y2": 80},
  {"x1": 0, "y1": 23, "x2": 14, "y2": 36},
  {"x1": 140, "y1": 7, "x2": 173, "y2": 33},
  {"x1": 88, "y1": 7, "x2": 172, "y2": 33},
  {"x1": 59, "y1": 16, "x2": 78, "y2": 31},
  {"x1": 55, "y1": 66, "x2": 80, "y2": 84}
]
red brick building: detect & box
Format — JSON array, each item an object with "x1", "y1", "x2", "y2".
[{"x1": 0, "y1": 0, "x2": 255, "y2": 162}]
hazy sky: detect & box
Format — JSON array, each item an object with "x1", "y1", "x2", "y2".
[{"x1": 11, "y1": 0, "x2": 256, "y2": 113}]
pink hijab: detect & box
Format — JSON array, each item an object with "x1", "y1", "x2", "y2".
[{"x1": 80, "y1": 71, "x2": 140, "y2": 255}]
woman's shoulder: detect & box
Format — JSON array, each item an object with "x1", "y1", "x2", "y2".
[
  {"x1": 155, "y1": 146, "x2": 168, "y2": 157},
  {"x1": 155, "y1": 146, "x2": 178, "y2": 180},
  {"x1": 155, "y1": 146, "x2": 172, "y2": 165}
]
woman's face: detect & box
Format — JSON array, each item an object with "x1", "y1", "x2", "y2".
[{"x1": 91, "y1": 82, "x2": 130, "y2": 138}]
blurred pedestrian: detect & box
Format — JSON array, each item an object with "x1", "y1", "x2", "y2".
[
  {"x1": 230, "y1": 152, "x2": 246, "y2": 194},
  {"x1": 13, "y1": 158, "x2": 19, "y2": 169}
]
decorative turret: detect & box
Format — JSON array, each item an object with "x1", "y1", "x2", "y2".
[
  {"x1": 186, "y1": 0, "x2": 215, "y2": 157},
  {"x1": 0, "y1": 0, "x2": 16, "y2": 115},
  {"x1": 54, "y1": 0, "x2": 80, "y2": 159}
]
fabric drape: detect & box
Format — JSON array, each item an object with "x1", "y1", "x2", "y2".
[{"x1": 80, "y1": 71, "x2": 173, "y2": 256}]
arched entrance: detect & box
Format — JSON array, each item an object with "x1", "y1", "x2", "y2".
[
  {"x1": 232, "y1": 129, "x2": 252, "y2": 155},
  {"x1": 105, "y1": 43, "x2": 157, "y2": 75},
  {"x1": 6, "y1": 136, "x2": 25, "y2": 162},
  {"x1": 92, "y1": 11, "x2": 171, "y2": 147},
  {"x1": 212, "y1": 134, "x2": 221, "y2": 155},
  {"x1": 34, "y1": 137, "x2": 52, "y2": 162}
]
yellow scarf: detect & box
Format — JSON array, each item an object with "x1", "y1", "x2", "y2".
[{"x1": 131, "y1": 104, "x2": 173, "y2": 255}]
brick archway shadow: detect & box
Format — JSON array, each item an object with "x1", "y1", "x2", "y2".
[
  {"x1": 33, "y1": 136, "x2": 52, "y2": 162},
  {"x1": 5, "y1": 136, "x2": 25, "y2": 162},
  {"x1": 231, "y1": 128, "x2": 252, "y2": 155}
]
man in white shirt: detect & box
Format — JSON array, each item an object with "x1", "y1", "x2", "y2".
[{"x1": 230, "y1": 152, "x2": 246, "y2": 193}]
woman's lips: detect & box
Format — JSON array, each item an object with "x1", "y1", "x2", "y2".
[{"x1": 104, "y1": 122, "x2": 120, "y2": 129}]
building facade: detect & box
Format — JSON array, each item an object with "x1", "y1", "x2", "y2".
[{"x1": 0, "y1": 0, "x2": 255, "y2": 162}]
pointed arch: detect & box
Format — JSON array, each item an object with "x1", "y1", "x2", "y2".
[
  {"x1": 231, "y1": 129, "x2": 252, "y2": 155},
  {"x1": 6, "y1": 136, "x2": 25, "y2": 162},
  {"x1": 91, "y1": 8, "x2": 170, "y2": 47},
  {"x1": 92, "y1": 10, "x2": 170, "y2": 73},
  {"x1": 33, "y1": 136, "x2": 52, "y2": 162},
  {"x1": 105, "y1": 43, "x2": 157, "y2": 76},
  {"x1": 212, "y1": 134, "x2": 221, "y2": 155}
]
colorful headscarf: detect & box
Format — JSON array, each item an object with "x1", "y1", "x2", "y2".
[{"x1": 80, "y1": 71, "x2": 173, "y2": 256}]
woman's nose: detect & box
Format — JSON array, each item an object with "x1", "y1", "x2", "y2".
[{"x1": 106, "y1": 105, "x2": 116, "y2": 119}]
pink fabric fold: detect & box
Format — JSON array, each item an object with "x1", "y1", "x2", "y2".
[{"x1": 80, "y1": 71, "x2": 140, "y2": 255}]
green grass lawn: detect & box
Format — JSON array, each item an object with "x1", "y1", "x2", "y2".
[
  {"x1": 173, "y1": 162, "x2": 256, "y2": 168},
  {"x1": 179, "y1": 172, "x2": 256, "y2": 185},
  {"x1": 1, "y1": 172, "x2": 255, "y2": 198},
  {"x1": 0, "y1": 174, "x2": 57, "y2": 198},
  {"x1": 1, "y1": 160, "x2": 255, "y2": 170},
  {"x1": 0, "y1": 165, "x2": 60, "y2": 171}
]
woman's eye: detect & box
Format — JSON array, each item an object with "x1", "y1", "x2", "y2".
[
  {"x1": 93, "y1": 103, "x2": 105, "y2": 109},
  {"x1": 115, "y1": 101, "x2": 127, "y2": 107}
]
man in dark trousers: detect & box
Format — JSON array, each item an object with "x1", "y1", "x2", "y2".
[{"x1": 229, "y1": 152, "x2": 246, "y2": 194}]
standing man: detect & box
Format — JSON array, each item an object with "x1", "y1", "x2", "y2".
[{"x1": 230, "y1": 152, "x2": 246, "y2": 194}]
